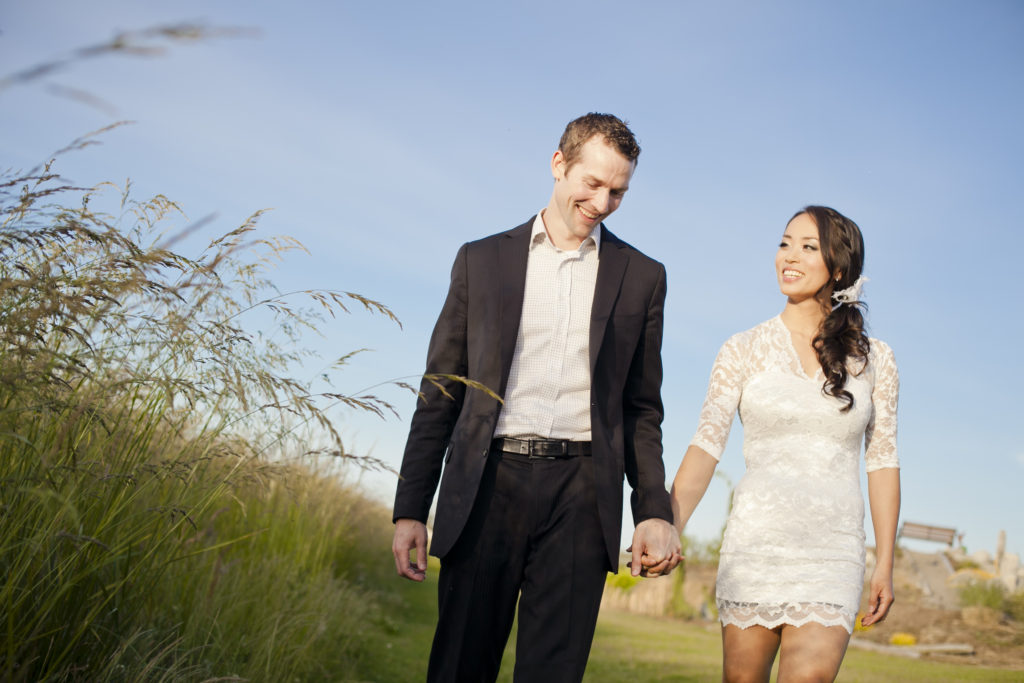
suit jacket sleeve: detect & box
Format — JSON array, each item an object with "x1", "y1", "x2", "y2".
[
  {"x1": 392, "y1": 243, "x2": 470, "y2": 523},
  {"x1": 622, "y1": 263, "x2": 673, "y2": 525}
]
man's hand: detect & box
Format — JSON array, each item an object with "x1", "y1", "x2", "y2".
[
  {"x1": 392, "y1": 518, "x2": 428, "y2": 582},
  {"x1": 626, "y1": 518, "x2": 683, "y2": 578}
]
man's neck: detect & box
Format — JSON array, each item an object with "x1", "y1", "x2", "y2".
[{"x1": 540, "y1": 208, "x2": 595, "y2": 251}]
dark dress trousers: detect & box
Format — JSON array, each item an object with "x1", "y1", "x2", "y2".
[{"x1": 393, "y1": 218, "x2": 673, "y2": 681}]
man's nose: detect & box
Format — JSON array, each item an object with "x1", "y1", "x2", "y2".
[{"x1": 593, "y1": 189, "x2": 611, "y2": 213}]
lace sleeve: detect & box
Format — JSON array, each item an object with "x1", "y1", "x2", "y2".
[
  {"x1": 864, "y1": 339, "x2": 899, "y2": 471},
  {"x1": 690, "y1": 334, "x2": 745, "y2": 461}
]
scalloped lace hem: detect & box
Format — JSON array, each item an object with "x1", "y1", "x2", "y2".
[{"x1": 718, "y1": 600, "x2": 855, "y2": 634}]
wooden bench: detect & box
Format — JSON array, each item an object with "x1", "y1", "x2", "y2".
[{"x1": 898, "y1": 521, "x2": 956, "y2": 545}]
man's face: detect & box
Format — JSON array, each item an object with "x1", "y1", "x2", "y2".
[{"x1": 547, "y1": 136, "x2": 635, "y2": 248}]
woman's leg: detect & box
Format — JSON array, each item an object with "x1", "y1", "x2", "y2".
[
  {"x1": 721, "y1": 624, "x2": 781, "y2": 683},
  {"x1": 776, "y1": 622, "x2": 851, "y2": 682}
]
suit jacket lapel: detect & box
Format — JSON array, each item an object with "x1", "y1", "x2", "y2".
[
  {"x1": 590, "y1": 225, "x2": 628, "y2": 372},
  {"x1": 498, "y1": 219, "x2": 532, "y2": 394}
]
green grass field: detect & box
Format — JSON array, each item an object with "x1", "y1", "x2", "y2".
[{"x1": 359, "y1": 557, "x2": 1023, "y2": 682}]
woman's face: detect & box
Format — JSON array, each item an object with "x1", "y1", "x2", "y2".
[{"x1": 776, "y1": 212, "x2": 833, "y2": 303}]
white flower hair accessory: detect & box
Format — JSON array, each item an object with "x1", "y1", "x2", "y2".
[{"x1": 832, "y1": 275, "x2": 869, "y2": 305}]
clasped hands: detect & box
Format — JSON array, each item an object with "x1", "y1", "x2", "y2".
[{"x1": 626, "y1": 518, "x2": 683, "y2": 578}]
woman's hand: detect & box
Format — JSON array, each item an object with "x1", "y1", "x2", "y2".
[{"x1": 860, "y1": 566, "x2": 895, "y2": 627}]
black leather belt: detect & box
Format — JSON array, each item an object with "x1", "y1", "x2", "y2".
[{"x1": 492, "y1": 437, "x2": 592, "y2": 459}]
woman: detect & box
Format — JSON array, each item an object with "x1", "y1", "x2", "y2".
[{"x1": 671, "y1": 206, "x2": 901, "y2": 682}]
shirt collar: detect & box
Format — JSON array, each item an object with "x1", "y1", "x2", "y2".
[{"x1": 531, "y1": 211, "x2": 601, "y2": 253}]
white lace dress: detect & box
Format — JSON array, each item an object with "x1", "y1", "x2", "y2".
[{"x1": 691, "y1": 315, "x2": 899, "y2": 633}]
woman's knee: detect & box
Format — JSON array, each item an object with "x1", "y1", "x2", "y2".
[
  {"x1": 777, "y1": 661, "x2": 840, "y2": 683},
  {"x1": 723, "y1": 657, "x2": 774, "y2": 683}
]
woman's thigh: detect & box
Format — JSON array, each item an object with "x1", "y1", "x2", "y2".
[
  {"x1": 721, "y1": 624, "x2": 781, "y2": 683},
  {"x1": 777, "y1": 622, "x2": 851, "y2": 682}
]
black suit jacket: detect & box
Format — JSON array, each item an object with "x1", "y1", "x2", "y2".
[{"x1": 393, "y1": 218, "x2": 673, "y2": 570}]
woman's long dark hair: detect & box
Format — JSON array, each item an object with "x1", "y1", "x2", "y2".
[{"x1": 797, "y1": 206, "x2": 871, "y2": 412}]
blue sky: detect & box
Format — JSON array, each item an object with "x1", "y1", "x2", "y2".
[{"x1": 2, "y1": 1, "x2": 1022, "y2": 560}]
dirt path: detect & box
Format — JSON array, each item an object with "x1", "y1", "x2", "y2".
[{"x1": 896, "y1": 547, "x2": 960, "y2": 609}]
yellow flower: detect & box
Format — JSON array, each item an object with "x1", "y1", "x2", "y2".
[{"x1": 889, "y1": 632, "x2": 917, "y2": 646}]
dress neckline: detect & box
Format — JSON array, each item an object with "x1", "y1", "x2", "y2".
[{"x1": 773, "y1": 315, "x2": 823, "y2": 381}]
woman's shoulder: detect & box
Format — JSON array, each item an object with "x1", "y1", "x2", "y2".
[
  {"x1": 724, "y1": 316, "x2": 779, "y2": 344},
  {"x1": 729, "y1": 316, "x2": 778, "y2": 339},
  {"x1": 716, "y1": 317, "x2": 780, "y2": 358},
  {"x1": 868, "y1": 337, "x2": 897, "y2": 364},
  {"x1": 864, "y1": 337, "x2": 899, "y2": 385}
]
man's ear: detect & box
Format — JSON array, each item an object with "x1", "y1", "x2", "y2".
[{"x1": 551, "y1": 149, "x2": 566, "y2": 181}]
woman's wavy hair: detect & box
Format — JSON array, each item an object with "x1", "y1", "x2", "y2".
[{"x1": 796, "y1": 205, "x2": 871, "y2": 412}]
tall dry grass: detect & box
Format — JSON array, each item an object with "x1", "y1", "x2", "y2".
[{"x1": 0, "y1": 149, "x2": 406, "y2": 680}]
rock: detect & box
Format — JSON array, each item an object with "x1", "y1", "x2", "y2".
[
  {"x1": 961, "y1": 606, "x2": 1002, "y2": 627},
  {"x1": 969, "y1": 549, "x2": 993, "y2": 569},
  {"x1": 998, "y1": 552, "x2": 1020, "y2": 592},
  {"x1": 949, "y1": 567, "x2": 997, "y2": 586},
  {"x1": 946, "y1": 546, "x2": 967, "y2": 564}
]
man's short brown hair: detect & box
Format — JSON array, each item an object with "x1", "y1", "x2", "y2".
[{"x1": 558, "y1": 113, "x2": 641, "y2": 170}]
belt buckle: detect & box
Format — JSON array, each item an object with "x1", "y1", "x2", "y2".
[{"x1": 528, "y1": 439, "x2": 556, "y2": 460}]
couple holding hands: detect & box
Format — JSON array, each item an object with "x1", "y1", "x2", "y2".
[{"x1": 392, "y1": 113, "x2": 900, "y2": 683}]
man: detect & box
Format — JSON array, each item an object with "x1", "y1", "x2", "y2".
[{"x1": 392, "y1": 113, "x2": 681, "y2": 683}]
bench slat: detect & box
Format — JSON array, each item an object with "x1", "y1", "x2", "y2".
[{"x1": 899, "y1": 522, "x2": 956, "y2": 545}]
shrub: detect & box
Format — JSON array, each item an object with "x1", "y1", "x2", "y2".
[
  {"x1": 606, "y1": 570, "x2": 639, "y2": 592},
  {"x1": 1003, "y1": 589, "x2": 1024, "y2": 622},
  {"x1": 958, "y1": 579, "x2": 1007, "y2": 611},
  {"x1": 950, "y1": 557, "x2": 981, "y2": 571},
  {"x1": 668, "y1": 565, "x2": 697, "y2": 619}
]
